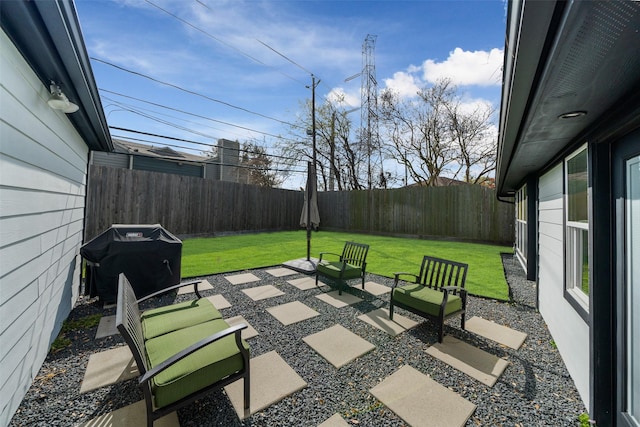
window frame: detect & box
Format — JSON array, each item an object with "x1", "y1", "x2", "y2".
[{"x1": 563, "y1": 144, "x2": 590, "y2": 321}]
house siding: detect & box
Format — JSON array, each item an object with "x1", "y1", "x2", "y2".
[
  {"x1": 0, "y1": 29, "x2": 88, "y2": 425},
  {"x1": 537, "y1": 163, "x2": 590, "y2": 408}
]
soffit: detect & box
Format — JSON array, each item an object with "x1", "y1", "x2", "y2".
[{"x1": 498, "y1": 0, "x2": 640, "y2": 195}]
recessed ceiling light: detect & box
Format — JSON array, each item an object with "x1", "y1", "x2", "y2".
[{"x1": 558, "y1": 111, "x2": 587, "y2": 119}]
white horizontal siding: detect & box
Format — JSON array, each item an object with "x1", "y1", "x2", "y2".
[
  {"x1": 537, "y1": 163, "x2": 590, "y2": 409},
  {"x1": 0, "y1": 29, "x2": 90, "y2": 425}
]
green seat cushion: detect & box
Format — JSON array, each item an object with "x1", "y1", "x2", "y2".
[
  {"x1": 141, "y1": 298, "x2": 222, "y2": 340},
  {"x1": 392, "y1": 284, "x2": 462, "y2": 317},
  {"x1": 145, "y1": 319, "x2": 249, "y2": 409},
  {"x1": 317, "y1": 261, "x2": 362, "y2": 280}
]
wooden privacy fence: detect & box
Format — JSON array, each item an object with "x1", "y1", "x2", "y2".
[
  {"x1": 85, "y1": 166, "x2": 514, "y2": 244},
  {"x1": 84, "y1": 166, "x2": 303, "y2": 240},
  {"x1": 318, "y1": 185, "x2": 514, "y2": 244}
]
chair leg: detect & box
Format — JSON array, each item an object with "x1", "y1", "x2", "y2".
[
  {"x1": 438, "y1": 321, "x2": 444, "y2": 343},
  {"x1": 389, "y1": 299, "x2": 394, "y2": 320},
  {"x1": 243, "y1": 368, "x2": 250, "y2": 410},
  {"x1": 461, "y1": 312, "x2": 466, "y2": 330}
]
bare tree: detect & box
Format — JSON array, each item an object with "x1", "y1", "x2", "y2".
[
  {"x1": 379, "y1": 78, "x2": 497, "y2": 186},
  {"x1": 379, "y1": 80, "x2": 457, "y2": 186},
  {"x1": 445, "y1": 95, "x2": 497, "y2": 184},
  {"x1": 276, "y1": 98, "x2": 364, "y2": 190},
  {"x1": 240, "y1": 143, "x2": 281, "y2": 187}
]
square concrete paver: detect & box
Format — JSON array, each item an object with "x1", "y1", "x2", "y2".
[
  {"x1": 177, "y1": 279, "x2": 214, "y2": 295},
  {"x1": 303, "y1": 324, "x2": 375, "y2": 368},
  {"x1": 205, "y1": 294, "x2": 232, "y2": 310},
  {"x1": 265, "y1": 267, "x2": 298, "y2": 277},
  {"x1": 315, "y1": 290, "x2": 362, "y2": 308},
  {"x1": 287, "y1": 277, "x2": 327, "y2": 291},
  {"x1": 318, "y1": 413, "x2": 350, "y2": 427},
  {"x1": 242, "y1": 284, "x2": 285, "y2": 301},
  {"x1": 95, "y1": 315, "x2": 117, "y2": 339},
  {"x1": 80, "y1": 346, "x2": 138, "y2": 393},
  {"x1": 426, "y1": 336, "x2": 509, "y2": 387},
  {"x1": 225, "y1": 273, "x2": 261, "y2": 285},
  {"x1": 226, "y1": 315, "x2": 259, "y2": 339},
  {"x1": 370, "y1": 365, "x2": 476, "y2": 427},
  {"x1": 267, "y1": 301, "x2": 320, "y2": 326},
  {"x1": 466, "y1": 316, "x2": 527, "y2": 349},
  {"x1": 225, "y1": 350, "x2": 307, "y2": 420},
  {"x1": 362, "y1": 281, "x2": 391, "y2": 296},
  {"x1": 79, "y1": 400, "x2": 178, "y2": 427},
  {"x1": 358, "y1": 308, "x2": 419, "y2": 336}
]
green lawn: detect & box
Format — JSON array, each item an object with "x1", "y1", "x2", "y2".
[{"x1": 182, "y1": 231, "x2": 513, "y2": 301}]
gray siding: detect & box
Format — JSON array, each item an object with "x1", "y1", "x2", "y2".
[
  {"x1": 132, "y1": 156, "x2": 202, "y2": 177},
  {"x1": 0, "y1": 29, "x2": 88, "y2": 425},
  {"x1": 92, "y1": 151, "x2": 129, "y2": 169},
  {"x1": 537, "y1": 163, "x2": 590, "y2": 407}
]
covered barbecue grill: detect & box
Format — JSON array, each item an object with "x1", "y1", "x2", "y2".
[{"x1": 80, "y1": 224, "x2": 182, "y2": 303}]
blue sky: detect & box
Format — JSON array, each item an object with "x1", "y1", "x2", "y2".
[{"x1": 76, "y1": 0, "x2": 506, "y2": 188}]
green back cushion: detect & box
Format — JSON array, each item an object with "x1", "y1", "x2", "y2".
[
  {"x1": 317, "y1": 261, "x2": 362, "y2": 279},
  {"x1": 393, "y1": 283, "x2": 462, "y2": 317},
  {"x1": 141, "y1": 298, "x2": 222, "y2": 340},
  {"x1": 145, "y1": 319, "x2": 249, "y2": 409}
]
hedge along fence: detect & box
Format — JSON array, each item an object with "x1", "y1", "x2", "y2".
[
  {"x1": 317, "y1": 185, "x2": 514, "y2": 245},
  {"x1": 85, "y1": 166, "x2": 514, "y2": 244}
]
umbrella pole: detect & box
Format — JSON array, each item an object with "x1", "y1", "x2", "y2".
[{"x1": 306, "y1": 162, "x2": 312, "y2": 261}]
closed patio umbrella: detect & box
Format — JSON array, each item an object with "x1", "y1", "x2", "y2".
[{"x1": 300, "y1": 162, "x2": 320, "y2": 260}]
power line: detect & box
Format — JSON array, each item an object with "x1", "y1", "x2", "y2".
[
  {"x1": 110, "y1": 137, "x2": 306, "y2": 174},
  {"x1": 100, "y1": 88, "x2": 297, "y2": 141},
  {"x1": 91, "y1": 57, "x2": 304, "y2": 129},
  {"x1": 103, "y1": 97, "x2": 250, "y2": 141},
  {"x1": 109, "y1": 126, "x2": 302, "y2": 163},
  {"x1": 145, "y1": 0, "x2": 306, "y2": 85},
  {"x1": 255, "y1": 39, "x2": 313, "y2": 76}
]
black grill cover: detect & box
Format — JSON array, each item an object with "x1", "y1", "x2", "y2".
[{"x1": 80, "y1": 224, "x2": 182, "y2": 303}]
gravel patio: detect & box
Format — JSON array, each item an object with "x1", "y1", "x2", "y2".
[{"x1": 9, "y1": 254, "x2": 587, "y2": 426}]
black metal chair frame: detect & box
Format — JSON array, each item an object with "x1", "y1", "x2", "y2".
[
  {"x1": 115, "y1": 274, "x2": 250, "y2": 427},
  {"x1": 389, "y1": 255, "x2": 468, "y2": 342},
  {"x1": 315, "y1": 241, "x2": 370, "y2": 295}
]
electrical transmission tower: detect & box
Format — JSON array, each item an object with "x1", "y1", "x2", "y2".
[{"x1": 361, "y1": 34, "x2": 379, "y2": 189}]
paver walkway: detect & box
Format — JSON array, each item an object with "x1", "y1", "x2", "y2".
[{"x1": 80, "y1": 270, "x2": 527, "y2": 427}]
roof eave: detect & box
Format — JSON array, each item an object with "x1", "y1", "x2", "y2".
[
  {"x1": 496, "y1": 0, "x2": 562, "y2": 197},
  {"x1": 1, "y1": 0, "x2": 112, "y2": 152}
]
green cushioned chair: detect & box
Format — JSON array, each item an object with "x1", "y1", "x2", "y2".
[
  {"x1": 389, "y1": 255, "x2": 468, "y2": 343},
  {"x1": 116, "y1": 274, "x2": 250, "y2": 427},
  {"x1": 315, "y1": 241, "x2": 369, "y2": 295},
  {"x1": 141, "y1": 298, "x2": 222, "y2": 340}
]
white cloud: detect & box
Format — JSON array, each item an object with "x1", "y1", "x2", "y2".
[
  {"x1": 326, "y1": 87, "x2": 360, "y2": 109},
  {"x1": 383, "y1": 71, "x2": 420, "y2": 98},
  {"x1": 422, "y1": 47, "x2": 503, "y2": 87}
]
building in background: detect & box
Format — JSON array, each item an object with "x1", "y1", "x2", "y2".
[{"x1": 92, "y1": 138, "x2": 242, "y2": 182}]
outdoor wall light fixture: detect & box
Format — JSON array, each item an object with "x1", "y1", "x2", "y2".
[
  {"x1": 47, "y1": 81, "x2": 79, "y2": 113},
  {"x1": 558, "y1": 110, "x2": 587, "y2": 119}
]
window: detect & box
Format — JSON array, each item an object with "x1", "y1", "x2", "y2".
[
  {"x1": 625, "y1": 154, "x2": 639, "y2": 425},
  {"x1": 565, "y1": 145, "x2": 590, "y2": 311},
  {"x1": 515, "y1": 185, "x2": 528, "y2": 268}
]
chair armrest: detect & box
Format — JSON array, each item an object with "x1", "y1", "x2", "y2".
[
  {"x1": 441, "y1": 286, "x2": 467, "y2": 296},
  {"x1": 393, "y1": 272, "x2": 418, "y2": 288},
  {"x1": 139, "y1": 323, "x2": 248, "y2": 385},
  {"x1": 136, "y1": 279, "x2": 205, "y2": 302},
  {"x1": 318, "y1": 251, "x2": 342, "y2": 262},
  {"x1": 441, "y1": 286, "x2": 468, "y2": 309}
]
